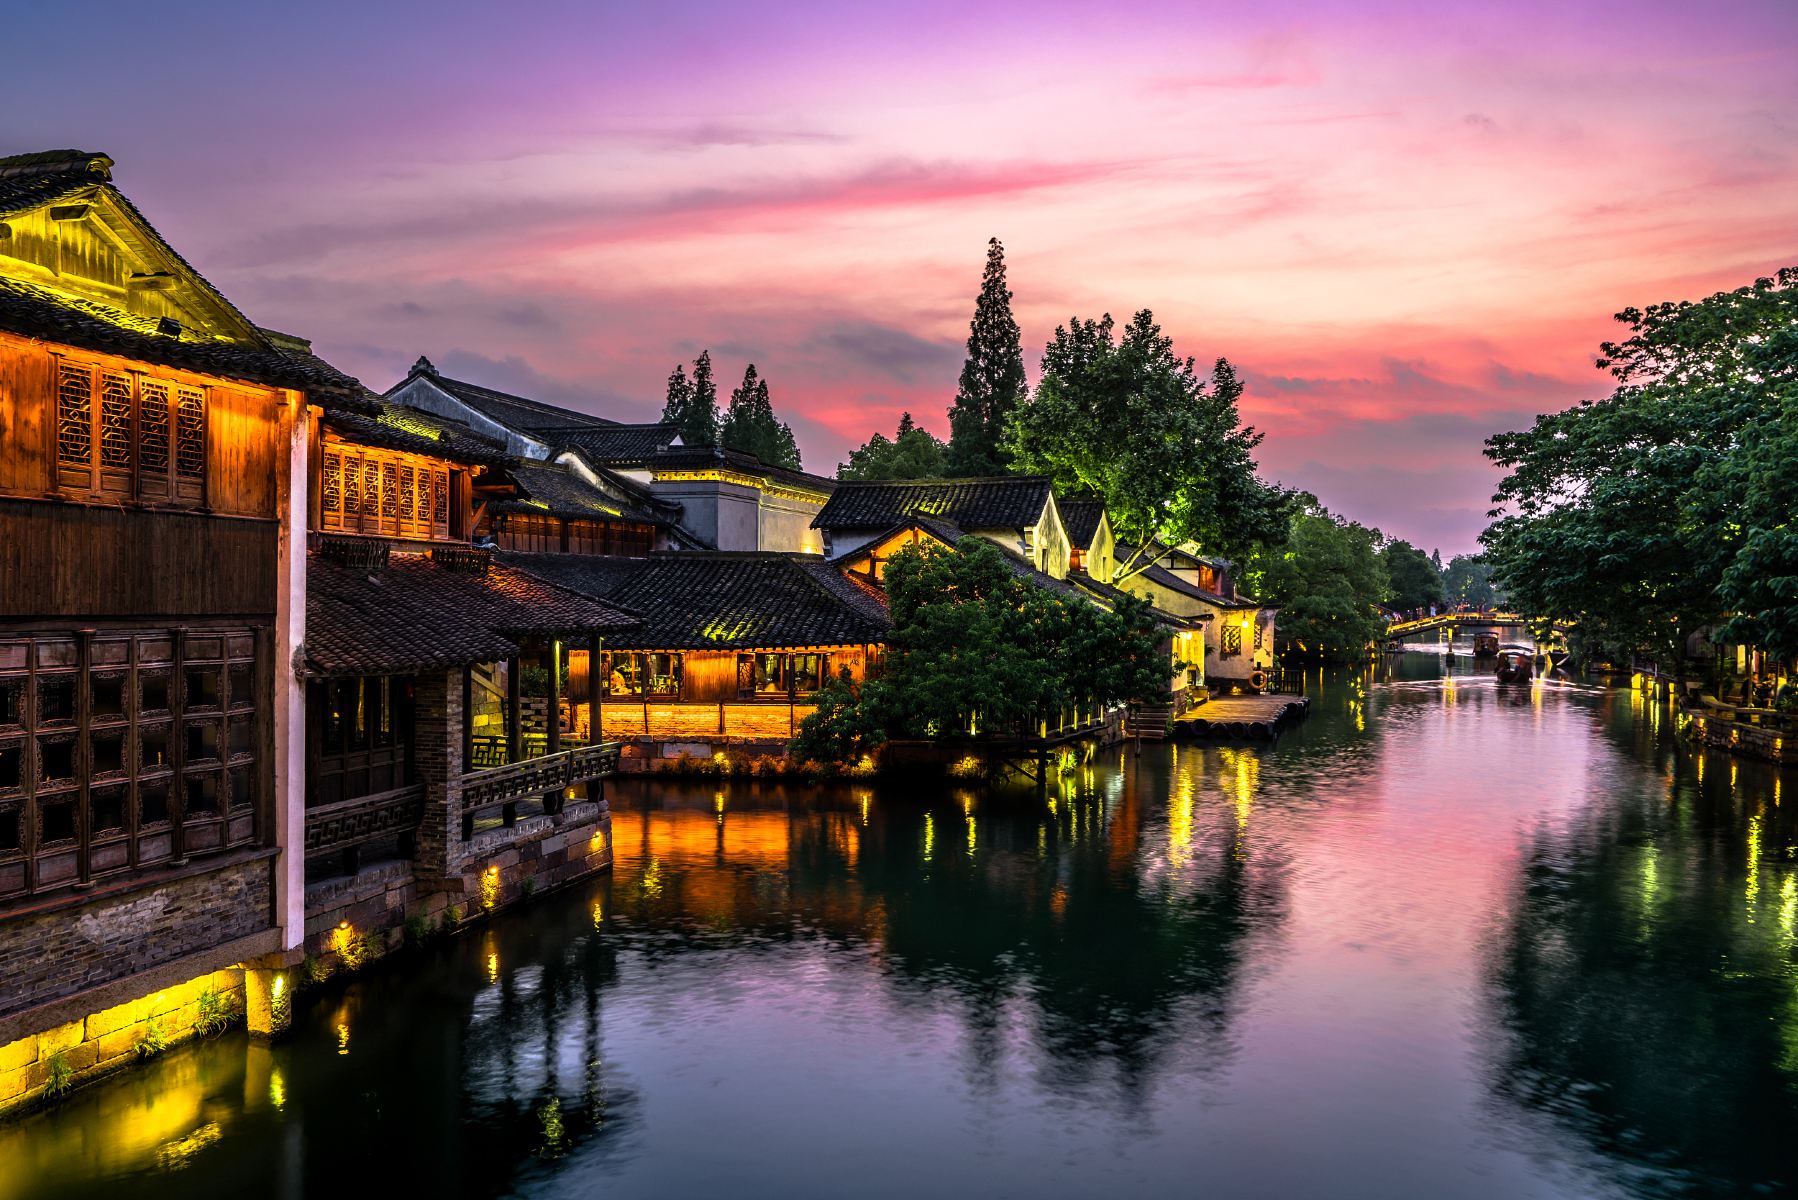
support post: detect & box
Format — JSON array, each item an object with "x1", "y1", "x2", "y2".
[
  {"x1": 588, "y1": 634, "x2": 602, "y2": 745},
  {"x1": 506, "y1": 655, "x2": 522, "y2": 765}
]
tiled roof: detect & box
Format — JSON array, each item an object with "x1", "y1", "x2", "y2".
[
  {"x1": 1059, "y1": 499, "x2": 1106, "y2": 548},
  {"x1": 813, "y1": 477, "x2": 1052, "y2": 531},
  {"x1": 1134, "y1": 561, "x2": 1258, "y2": 608},
  {"x1": 0, "y1": 151, "x2": 363, "y2": 399},
  {"x1": 404, "y1": 358, "x2": 616, "y2": 434},
  {"x1": 324, "y1": 401, "x2": 509, "y2": 466},
  {"x1": 495, "y1": 460, "x2": 667, "y2": 525},
  {"x1": 0, "y1": 151, "x2": 111, "y2": 218},
  {"x1": 0, "y1": 275, "x2": 364, "y2": 398},
  {"x1": 554, "y1": 423, "x2": 681, "y2": 466},
  {"x1": 507, "y1": 552, "x2": 890, "y2": 650},
  {"x1": 304, "y1": 551, "x2": 639, "y2": 678}
]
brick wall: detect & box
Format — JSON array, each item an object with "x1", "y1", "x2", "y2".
[{"x1": 0, "y1": 855, "x2": 273, "y2": 1020}]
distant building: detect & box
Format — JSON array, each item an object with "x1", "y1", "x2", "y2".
[
  {"x1": 386, "y1": 356, "x2": 834, "y2": 554},
  {"x1": 812, "y1": 477, "x2": 1070, "y2": 577}
]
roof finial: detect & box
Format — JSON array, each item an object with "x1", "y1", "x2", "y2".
[{"x1": 411, "y1": 355, "x2": 437, "y2": 377}]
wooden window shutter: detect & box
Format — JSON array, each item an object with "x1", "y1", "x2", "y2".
[{"x1": 55, "y1": 361, "x2": 95, "y2": 492}]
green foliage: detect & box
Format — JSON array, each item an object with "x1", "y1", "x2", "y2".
[
  {"x1": 194, "y1": 987, "x2": 232, "y2": 1038},
  {"x1": 1246, "y1": 496, "x2": 1389, "y2": 661},
  {"x1": 44, "y1": 1050, "x2": 73, "y2": 1099},
  {"x1": 1381, "y1": 539, "x2": 1445, "y2": 611},
  {"x1": 405, "y1": 913, "x2": 431, "y2": 945},
  {"x1": 443, "y1": 904, "x2": 464, "y2": 932},
  {"x1": 1007, "y1": 311, "x2": 1287, "y2": 575},
  {"x1": 135, "y1": 1019, "x2": 168, "y2": 1060},
  {"x1": 720, "y1": 363, "x2": 802, "y2": 470},
  {"x1": 1481, "y1": 267, "x2": 1798, "y2": 666},
  {"x1": 947, "y1": 238, "x2": 1027, "y2": 477},
  {"x1": 519, "y1": 658, "x2": 569, "y2": 697},
  {"x1": 660, "y1": 351, "x2": 719, "y2": 447},
  {"x1": 1443, "y1": 554, "x2": 1500, "y2": 609},
  {"x1": 519, "y1": 876, "x2": 536, "y2": 901},
  {"x1": 839, "y1": 412, "x2": 950, "y2": 481},
  {"x1": 303, "y1": 955, "x2": 329, "y2": 986},
  {"x1": 794, "y1": 539, "x2": 1170, "y2": 764}
]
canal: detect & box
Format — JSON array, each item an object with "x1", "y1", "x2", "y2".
[{"x1": 5, "y1": 654, "x2": 1796, "y2": 1199}]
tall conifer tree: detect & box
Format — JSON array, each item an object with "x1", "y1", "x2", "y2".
[
  {"x1": 947, "y1": 238, "x2": 1026, "y2": 477},
  {"x1": 721, "y1": 363, "x2": 802, "y2": 470},
  {"x1": 661, "y1": 351, "x2": 719, "y2": 446}
]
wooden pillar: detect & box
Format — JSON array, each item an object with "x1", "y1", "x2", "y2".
[
  {"x1": 587, "y1": 634, "x2": 602, "y2": 746},
  {"x1": 547, "y1": 642, "x2": 562, "y2": 757},
  {"x1": 505, "y1": 655, "x2": 522, "y2": 764},
  {"x1": 462, "y1": 666, "x2": 473, "y2": 771}
]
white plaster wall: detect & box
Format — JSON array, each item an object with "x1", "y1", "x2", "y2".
[{"x1": 387, "y1": 377, "x2": 550, "y2": 459}]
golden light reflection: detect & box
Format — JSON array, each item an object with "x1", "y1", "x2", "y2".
[
  {"x1": 922, "y1": 813, "x2": 935, "y2": 863},
  {"x1": 1779, "y1": 874, "x2": 1797, "y2": 940},
  {"x1": 966, "y1": 812, "x2": 977, "y2": 860},
  {"x1": 1747, "y1": 809, "x2": 1764, "y2": 921},
  {"x1": 268, "y1": 1069, "x2": 286, "y2": 1110},
  {"x1": 1168, "y1": 771, "x2": 1195, "y2": 869},
  {"x1": 155, "y1": 1121, "x2": 221, "y2": 1171},
  {"x1": 591, "y1": 899, "x2": 605, "y2": 928},
  {"x1": 335, "y1": 1023, "x2": 350, "y2": 1056}
]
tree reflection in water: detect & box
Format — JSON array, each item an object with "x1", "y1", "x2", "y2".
[{"x1": 1486, "y1": 708, "x2": 1798, "y2": 1197}]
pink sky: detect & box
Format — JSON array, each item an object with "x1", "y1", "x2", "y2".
[{"x1": 11, "y1": 0, "x2": 1796, "y2": 551}]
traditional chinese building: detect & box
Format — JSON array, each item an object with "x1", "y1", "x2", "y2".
[
  {"x1": 385, "y1": 356, "x2": 835, "y2": 553},
  {"x1": 0, "y1": 150, "x2": 367, "y2": 1101},
  {"x1": 811, "y1": 477, "x2": 1070, "y2": 576},
  {"x1": 1116, "y1": 544, "x2": 1277, "y2": 691},
  {"x1": 506, "y1": 551, "x2": 890, "y2": 761}
]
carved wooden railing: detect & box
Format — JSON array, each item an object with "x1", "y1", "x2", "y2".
[
  {"x1": 304, "y1": 784, "x2": 425, "y2": 867},
  {"x1": 460, "y1": 742, "x2": 621, "y2": 832}
]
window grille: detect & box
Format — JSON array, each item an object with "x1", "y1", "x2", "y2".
[
  {"x1": 99, "y1": 374, "x2": 132, "y2": 469},
  {"x1": 380, "y1": 463, "x2": 399, "y2": 522},
  {"x1": 1222, "y1": 625, "x2": 1243, "y2": 657},
  {"x1": 140, "y1": 381, "x2": 171, "y2": 476},
  {"x1": 174, "y1": 387, "x2": 205, "y2": 480},
  {"x1": 322, "y1": 453, "x2": 342, "y2": 515},
  {"x1": 398, "y1": 465, "x2": 415, "y2": 522},
  {"x1": 56, "y1": 363, "x2": 91, "y2": 467}
]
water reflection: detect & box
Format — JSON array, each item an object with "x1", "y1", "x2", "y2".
[{"x1": 4, "y1": 655, "x2": 1796, "y2": 1199}]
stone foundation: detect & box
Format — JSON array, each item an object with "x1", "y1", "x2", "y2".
[{"x1": 0, "y1": 967, "x2": 247, "y2": 1116}]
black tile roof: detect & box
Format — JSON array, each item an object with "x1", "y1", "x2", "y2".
[
  {"x1": 304, "y1": 551, "x2": 639, "y2": 678},
  {"x1": 0, "y1": 275, "x2": 364, "y2": 398},
  {"x1": 826, "y1": 515, "x2": 967, "y2": 564},
  {"x1": 324, "y1": 401, "x2": 510, "y2": 466},
  {"x1": 813, "y1": 477, "x2": 1052, "y2": 531},
  {"x1": 495, "y1": 460, "x2": 667, "y2": 526},
  {"x1": 1134, "y1": 561, "x2": 1260, "y2": 609},
  {"x1": 506, "y1": 551, "x2": 890, "y2": 650},
  {"x1": 1058, "y1": 499, "x2": 1106, "y2": 548},
  {"x1": 554, "y1": 423, "x2": 681, "y2": 466},
  {"x1": 401, "y1": 357, "x2": 615, "y2": 434},
  {"x1": 0, "y1": 151, "x2": 363, "y2": 400}
]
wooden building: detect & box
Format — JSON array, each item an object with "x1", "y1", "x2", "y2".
[
  {"x1": 0, "y1": 149, "x2": 370, "y2": 1091},
  {"x1": 506, "y1": 552, "x2": 890, "y2": 756}
]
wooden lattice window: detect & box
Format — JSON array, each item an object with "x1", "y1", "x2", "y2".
[
  {"x1": 55, "y1": 361, "x2": 205, "y2": 505},
  {"x1": 0, "y1": 629, "x2": 263, "y2": 904},
  {"x1": 1222, "y1": 624, "x2": 1242, "y2": 657},
  {"x1": 432, "y1": 471, "x2": 449, "y2": 526},
  {"x1": 318, "y1": 438, "x2": 453, "y2": 540}
]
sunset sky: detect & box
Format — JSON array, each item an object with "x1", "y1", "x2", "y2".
[{"x1": 11, "y1": 0, "x2": 1796, "y2": 552}]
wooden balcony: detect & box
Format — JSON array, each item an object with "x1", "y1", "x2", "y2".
[
  {"x1": 303, "y1": 783, "x2": 424, "y2": 879},
  {"x1": 460, "y1": 741, "x2": 620, "y2": 836}
]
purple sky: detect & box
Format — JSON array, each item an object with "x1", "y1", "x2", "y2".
[{"x1": 10, "y1": 0, "x2": 1797, "y2": 552}]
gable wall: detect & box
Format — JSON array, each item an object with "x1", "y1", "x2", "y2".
[{"x1": 386, "y1": 377, "x2": 548, "y2": 459}]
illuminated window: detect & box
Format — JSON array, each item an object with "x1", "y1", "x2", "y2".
[
  {"x1": 736, "y1": 652, "x2": 829, "y2": 698},
  {"x1": 1221, "y1": 625, "x2": 1242, "y2": 657},
  {"x1": 54, "y1": 360, "x2": 204, "y2": 505},
  {"x1": 319, "y1": 437, "x2": 452, "y2": 541},
  {"x1": 600, "y1": 652, "x2": 681, "y2": 698}
]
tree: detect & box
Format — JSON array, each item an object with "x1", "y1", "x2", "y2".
[
  {"x1": 720, "y1": 363, "x2": 802, "y2": 470},
  {"x1": 1481, "y1": 267, "x2": 1798, "y2": 669},
  {"x1": 838, "y1": 412, "x2": 950, "y2": 480},
  {"x1": 1244, "y1": 496, "x2": 1388, "y2": 661},
  {"x1": 1442, "y1": 555, "x2": 1500, "y2": 609},
  {"x1": 793, "y1": 538, "x2": 1170, "y2": 764},
  {"x1": 660, "y1": 351, "x2": 718, "y2": 447},
  {"x1": 1381, "y1": 540, "x2": 1445, "y2": 611},
  {"x1": 947, "y1": 238, "x2": 1027, "y2": 477},
  {"x1": 1007, "y1": 310, "x2": 1288, "y2": 578}
]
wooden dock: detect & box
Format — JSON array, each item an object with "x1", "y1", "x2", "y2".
[{"x1": 1171, "y1": 694, "x2": 1310, "y2": 741}]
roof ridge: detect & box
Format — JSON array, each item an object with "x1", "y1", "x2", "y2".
[{"x1": 832, "y1": 474, "x2": 1049, "y2": 487}]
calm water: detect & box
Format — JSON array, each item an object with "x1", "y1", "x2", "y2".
[{"x1": 6, "y1": 655, "x2": 1798, "y2": 1199}]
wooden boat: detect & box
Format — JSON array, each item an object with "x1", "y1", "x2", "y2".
[
  {"x1": 1495, "y1": 648, "x2": 1533, "y2": 684},
  {"x1": 1473, "y1": 633, "x2": 1500, "y2": 658}
]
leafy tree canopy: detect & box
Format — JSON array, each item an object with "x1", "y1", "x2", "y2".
[
  {"x1": 1381, "y1": 539, "x2": 1445, "y2": 612},
  {"x1": 1243, "y1": 495, "x2": 1388, "y2": 661},
  {"x1": 720, "y1": 362, "x2": 802, "y2": 471},
  {"x1": 1481, "y1": 266, "x2": 1798, "y2": 666},
  {"x1": 838, "y1": 412, "x2": 950, "y2": 481},
  {"x1": 1007, "y1": 310, "x2": 1288, "y2": 579},
  {"x1": 793, "y1": 539, "x2": 1170, "y2": 764},
  {"x1": 1443, "y1": 555, "x2": 1501, "y2": 610},
  {"x1": 947, "y1": 238, "x2": 1027, "y2": 477},
  {"x1": 660, "y1": 350, "x2": 719, "y2": 447}
]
